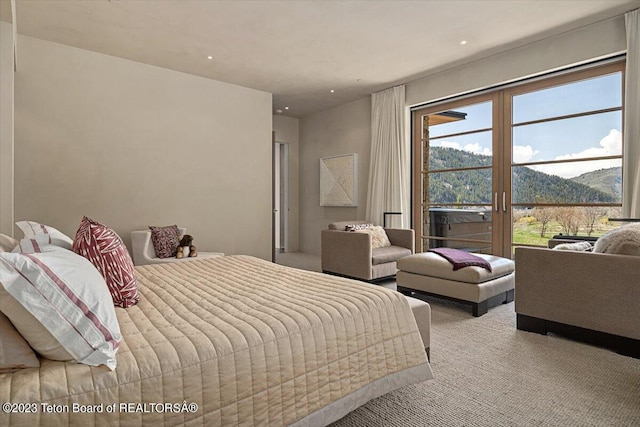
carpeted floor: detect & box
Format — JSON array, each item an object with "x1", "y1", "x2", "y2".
[
  {"x1": 277, "y1": 252, "x2": 640, "y2": 426},
  {"x1": 331, "y1": 296, "x2": 640, "y2": 426}
]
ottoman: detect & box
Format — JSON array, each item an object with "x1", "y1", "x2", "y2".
[{"x1": 397, "y1": 252, "x2": 515, "y2": 316}]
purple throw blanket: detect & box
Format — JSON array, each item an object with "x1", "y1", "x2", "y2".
[{"x1": 429, "y1": 248, "x2": 492, "y2": 272}]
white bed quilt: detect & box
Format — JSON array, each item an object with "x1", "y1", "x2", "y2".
[{"x1": 0, "y1": 255, "x2": 432, "y2": 426}]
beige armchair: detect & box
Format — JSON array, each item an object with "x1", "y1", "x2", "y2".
[
  {"x1": 515, "y1": 247, "x2": 640, "y2": 358},
  {"x1": 321, "y1": 221, "x2": 414, "y2": 281},
  {"x1": 130, "y1": 227, "x2": 224, "y2": 266}
]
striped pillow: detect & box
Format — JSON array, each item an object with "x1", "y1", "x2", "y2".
[
  {"x1": 11, "y1": 235, "x2": 52, "y2": 253},
  {"x1": 73, "y1": 217, "x2": 139, "y2": 308},
  {"x1": 0, "y1": 244, "x2": 121, "y2": 369},
  {"x1": 15, "y1": 220, "x2": 74, "y2": 250}
]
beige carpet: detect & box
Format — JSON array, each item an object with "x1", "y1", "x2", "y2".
[
  {"x1": 276, "y1": 251, "x2": 322, "y2": 272},
  {"x1": 331, "y1": 297, "x2": 640, "y2": 427}
]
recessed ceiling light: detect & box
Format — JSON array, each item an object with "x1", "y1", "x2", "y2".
[
  {"x1": 285, "y1": 107, "x2": 289, "y2": 110},
  {"x1": 330, "y1": 89, "x2": 335, "y2": 93},
  {"x1": 207, "y1": 55, "x2": 213, "y2": 59},
  {"x1": 460, "y1": 40, "x2": 468, "y2": 45}
]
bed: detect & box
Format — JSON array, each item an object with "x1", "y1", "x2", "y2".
[{"x1": 1, "y1": 255, "x2": 433, "y2": 426}]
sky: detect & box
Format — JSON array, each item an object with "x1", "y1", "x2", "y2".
[{"x1": 429, "y1": 72, "x2": 623, "y2": 179}]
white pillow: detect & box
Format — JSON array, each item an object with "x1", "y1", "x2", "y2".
[
  {"x1": 552, "y1": 241, "x2": 593, "y2": 251},
  {"x1": 355, "y1": 225, "x2": 391, "y2": 249},
  {"x1": 0, "y1": 243, "x2": 122, "y2": 370},
  {"x1": 593, "y1": 223, "x2": 640, "y2": 256},
  {"x1": 16, "y1": 220, "x2": 74, "y2": 250},
  {"x1": 0, "y1": 233, "x2": 18, "y2": 252},
  {"x1": 0, "y1": 311, "x2": 40, "y2": 372},
  {"x1": 11, "y1": 235, "x2": 53, "y2": 253}
]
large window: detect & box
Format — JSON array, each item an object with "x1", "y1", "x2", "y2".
[{"x1": 412, "y1": 61, "x2": 624, "y2": 257}]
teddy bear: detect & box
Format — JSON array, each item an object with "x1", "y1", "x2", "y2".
[{"x1": 176, "y1": 234, "x2": 198, "y2": 258}]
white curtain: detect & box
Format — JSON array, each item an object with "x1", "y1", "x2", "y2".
[
  {"x1": 366, "y1": 85, "x2": 409, "y2": 228},
  {"x1": 623, "y1": 9, "x2": 640, "y2": 218}
]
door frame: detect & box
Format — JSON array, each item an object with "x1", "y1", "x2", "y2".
[
  {"x1": 412, "y1": 92, "x2": 506, "y2": 256},
  {"x1": 272, "y1": 139, "x2": 289, "y2": 261}
]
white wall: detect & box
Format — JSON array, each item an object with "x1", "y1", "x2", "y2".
[
  {"x1": 298, "y1": 15, "x2": 628, "y2": 255},
  {"x1": 406, "y1": 15, "x2": 627, "y2": 107},
  {"x1": 0, "y1": 21, "x2": 14, "y2": 236},
  {"x1": 14, "y1": 35, "x2": 273, "y2": 259},
  {"x1": 273, "y1": 115, "x2": 300, "y2": 252},
  {"x1": 299, "y1": 97, "x2": 371, "y2": 255}
]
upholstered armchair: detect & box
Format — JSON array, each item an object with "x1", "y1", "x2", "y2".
[
  {"x1": 321, "y1": 220, "x2": 414, "y2": 281},
  {"x1": 130, "y1": 227, "x2": 224, "y2": 266}
]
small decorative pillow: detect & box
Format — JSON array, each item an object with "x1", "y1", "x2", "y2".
[
  {"x1": 0, "y1": 243, "x2": 122, "y2": 369},
  {"x1": 552, "y1": 241, "x2": 593, "y2": 251},
  {"x1": 149, "y1": 225, "x2": 181, "y2": 258},
  {"x1": 593, "y1": 223, "x2": 640, "y2": 256},
  {"x1": 73, "y1": 216, "x2": 139, "y2": 308},
  {"x1": 0, "y1": 233, "x2": 18, "y2": 252},
  {"x1": 354, "y1": 225, "x2": 391, "y2": 249},
  {"x1": 345, "y1": 223, "x2": 374, "y2": 232},
  {"x1": 15, "y1": 220, "x2": 74, "y2": 250},
  {"x1": 0, "y1": 312, "x2": 40, "y2": 372},
  {"x1": 11, "y1": 235, "x2": 53, "y2": 253}
]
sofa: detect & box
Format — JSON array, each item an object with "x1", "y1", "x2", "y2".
[
  {"x1": 515, "y1": 246, "x2": 640, "y2": 358},
  {"x1": 321, "y1": 221, "x2": 414, "y2": 281}
]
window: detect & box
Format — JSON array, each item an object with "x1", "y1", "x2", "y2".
[{"x1": 412, "y1": 61, "x2": 624, "y2": 257}]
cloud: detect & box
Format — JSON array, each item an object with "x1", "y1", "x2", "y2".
[
  {"x1": 512, "y1": 145, "x2": 538, "y2": 163},
  {"x1": 435, "y1": 140, "x2": 492, "y2": 156},
  {"x1": 433, "y1": 129, "x2": 622, "y2": 179},
  {"x1": 531, "y1": 129, "x2": 622, "y2": 178}
]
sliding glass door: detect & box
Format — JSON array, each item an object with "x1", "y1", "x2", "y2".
[
  {"x1": 413, "y1": 61, "x2": 624, "y2": 257},
  {"x1": 413, "y1": 93, "x2": 501, "y2": 255}
]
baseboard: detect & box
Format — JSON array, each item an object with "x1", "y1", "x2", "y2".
[{"x1": 516, "y1": 314, "x2": 640, "y2": 359}]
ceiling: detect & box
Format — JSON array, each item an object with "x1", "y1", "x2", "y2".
[{"x1": 1, "y1": 0, "x2": 639, "y2": 118}]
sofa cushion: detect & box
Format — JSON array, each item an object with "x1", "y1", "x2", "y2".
[
  {"x1": 372, "y1": 245, "x2": 412, "y2": 265},
  {"x1": 593, "y1": 223, "x2": 640, "y2": 256},
  {"x1": 552, "y1": 241, "x2": 593, "y2": 251},
  {"x1": 355, "y1": 225, "x2": 391, "y2": 249},
  {"x1": 329, "y1": 221, "x2": 371, "y2": 231},
  {"x1": 397, "y1": 252, "x2": 514, "y2": 284}
]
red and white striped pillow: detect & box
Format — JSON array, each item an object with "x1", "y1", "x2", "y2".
[
  {"x1": 15, "y1": 220, "x2": 74, "y2": 250},
  {"x1": 0, "y1": 242, "x2": 121, "y2": 369},
  {"x1": 73, "y1": 217, "x2": 139, "y2": 308}
]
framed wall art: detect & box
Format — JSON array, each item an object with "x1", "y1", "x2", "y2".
[{"x1": 320, "y1": 153, "x2": 357, "y2": 207}]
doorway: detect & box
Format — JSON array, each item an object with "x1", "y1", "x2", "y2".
[{"x1": 273, "y1": 141, "x2": 289, "y2": 257}]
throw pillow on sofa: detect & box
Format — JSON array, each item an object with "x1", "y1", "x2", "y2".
[
  {"x1": 593, "y1": 223, "x2": 640, "y2": 256},
  {"x1": 552, "y1": 241, "x2": 593, "y2": 251},
  {"x1": 354, "y1": 225, "x2": 391, "y2": 249}
]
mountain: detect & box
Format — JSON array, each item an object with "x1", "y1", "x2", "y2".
[
  {"x1": 428, "y1": 147, "x2": 618, "y2": 205},
  {"x1": 570, "y1": 167, "x2": 621, "y2": 202}
]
